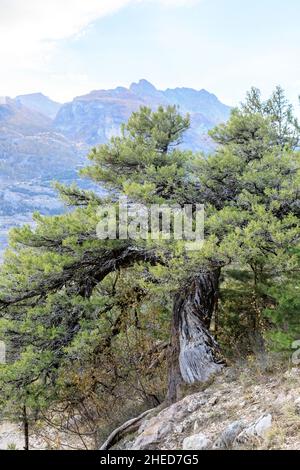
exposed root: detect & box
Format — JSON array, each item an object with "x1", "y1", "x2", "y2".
[{"x1": 99, "y1": 407, "x2": 159, "y2": 450}]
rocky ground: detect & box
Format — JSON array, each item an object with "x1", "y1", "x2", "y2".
[{"x1": 115, "y1": 364, "x2": 300, "y2": 450}]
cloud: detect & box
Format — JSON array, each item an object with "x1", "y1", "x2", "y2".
[
  {"x1": 0, "y1": 1, "x2": 133, "y2": 64},
  {"x1": 0, "y1": 0, "x2": 200, "y2": 63}
]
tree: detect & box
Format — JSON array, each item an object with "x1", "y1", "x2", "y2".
[
  {"x1": 207, "y1": 87, "x2": 300, "y2": 356},
  {"x1": 241, "y1": 86, "x2": 300, "y2": 149},
  {"x1": 81, "y1": 105, "x2": 227, "y2": 401},
  {"x1": 0, "y1": 94, "x2": 299, "y2": 447}
]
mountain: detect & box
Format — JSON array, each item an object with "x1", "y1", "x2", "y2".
[
  {"x1": 0, "y1": 96, "x2": 87, "y2": 259},
  {"x1": 54, "y1": 79, "x2": 231, "y2": 151},
  {"x1": 0, "y1": 81, "x2": 231, "y2": 259},
  {"x1": 16, "y1": 93, "x2": 62, "y2": 120},
  {"x1": 0, "y1": 96, "x2": 51, "y2": 135}
]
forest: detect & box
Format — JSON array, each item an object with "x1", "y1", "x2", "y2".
[{"x1": 0, "y1": 86, "x2": 299, "y2": 450}]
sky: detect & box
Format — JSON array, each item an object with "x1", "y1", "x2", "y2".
[{"x1": 0, "y1": 0, "x2": 299, "y2": 109}]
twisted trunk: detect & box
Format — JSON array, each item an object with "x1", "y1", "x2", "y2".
[{"x1": 167, "y1": 269, "x2": 224, "y2": 403}]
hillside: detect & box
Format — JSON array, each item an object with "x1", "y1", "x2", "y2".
[
  {"x1": 0, "y1": 96, "x2": 87, "y2": 259},
  {"x1": 103, "y1": 365, "x2": 300, "y2": 451}
]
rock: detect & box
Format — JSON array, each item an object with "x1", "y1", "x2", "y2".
[
  {"x1": 131, "y1": 391, "x2": 208, "y2": 449},
  {"x1": 184, "y1": 394, "x2": 207, "y2": 415},
  {"x1": 193, "y1": 420, "x2": 200, "y2": 433},
  {"x1": 0, "y1": 421, "x2": 24, "y2": 450},
  {"x1": 213, "y1": 420, "x2": 246, "y2": 449},
  {"x1": 254, "y1": 414, "x2": 272, "y2": 438},
  {"x1": 235, "y1": 414, "x2": 272, "y2": 445},
  {"x1": 294, "y1": 397, "x2": 300, "y2": 414},
  {"x1": 54, "y1": 81, "x2": 230, "y2": 149},
  {"x1": 16, "y1": 93, "x2": 61, "y2": 119},
  {"x1": 174, "y1": 423, "x2": 184, "y2": 434},
  {"x1": 131, "y1": 402, "x2": 183, "y2": 450},
  {"x1": 131, "y1": 421, "x2": 173, "y2": 450},
  {"x1": 182, "y1": 433, "x2": 212, "y2": 450},
  {"x1": 208, "y1": 396, "x2": 219, "y2": 406},
  {"x1": 284, "y1": 368, "x2": 300, "y2": 380},
  {"x1": 274, "y1": 392, "x2": 287, "y2": 406}
]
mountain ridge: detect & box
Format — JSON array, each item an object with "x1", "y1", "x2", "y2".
[
  {"x1": 16, "y1": 93, "x2": 62, "y2": 120},
  {"x1": 54, "y1": 79, "x2": 230, "y2": 150}
]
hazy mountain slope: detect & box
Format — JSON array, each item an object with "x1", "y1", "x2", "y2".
[
  {"x1": 0, "y1": 96, "x2": 51, "y2": 135},
  {"x1": 0, "y1": 96, "x2": 87, "y2": 258},
  {"x1": 16, "y1": 93, "x2": 62, "y2": 120}
]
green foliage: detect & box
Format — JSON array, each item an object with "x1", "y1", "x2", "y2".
[
  {"x1": 0, "y1": 90, "x2": 299, "y2": 446},
  {"x1": 263, "y1": 251, "x2": 300, "y2": 351},
  {"x1": 242, "y1": 86, "x2": 300, "y2": 149}
]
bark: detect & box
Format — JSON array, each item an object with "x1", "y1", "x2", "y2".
[
  {"x1": 23, "y1": 405, "x2": 29, "y2": 451},
  {"x1": 167, "y1": 269, "x2": 224, "y2": 403},
  {"x1": 99, "y1": 407, "x2": 157, "y2": 450}
]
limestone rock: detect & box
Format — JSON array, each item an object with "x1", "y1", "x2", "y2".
[
  {"x1": 213, "y1": 420, "x2": 246, "y2": 449},
  {"x1": 182, "y1": 433, "x2": 212, "y2": 450},
  {"x1": 284, "y1": 368, "x2": 300, "y2": 380},
  {"x1": 131, "y1": 391, "x2": 208, "y2": 449},
  {"x1": 235, "y1": 414, "x2": 272, "y2": 445},
  {"x1": 131, "y1": 420, "x2": 173, "y2": 450}
]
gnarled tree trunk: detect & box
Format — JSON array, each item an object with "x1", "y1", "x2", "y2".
[{"x1": 167, "y1": 269, "x2": 224, "y2": 403}]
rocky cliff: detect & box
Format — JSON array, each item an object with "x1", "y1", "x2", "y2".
[{"x1": 54, "y1": 79, "x2": 230, "y2": 152}]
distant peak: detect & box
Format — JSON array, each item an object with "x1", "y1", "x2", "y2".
[
  {"x1": 165, "y1": 86, "x2": 212, "y2": 95},
  {"x1": 16, "y1": 92, "x2": 60, "y2": 102},
  {"x1": 0, "y1": 96, "x2": 9, "y2": 105},
  {"x1": 130, "y1": 79, "x2": 157, "y2": 94},
  {"x1": 26, "y1": 92, "x2": 44, "y2": 97}
]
